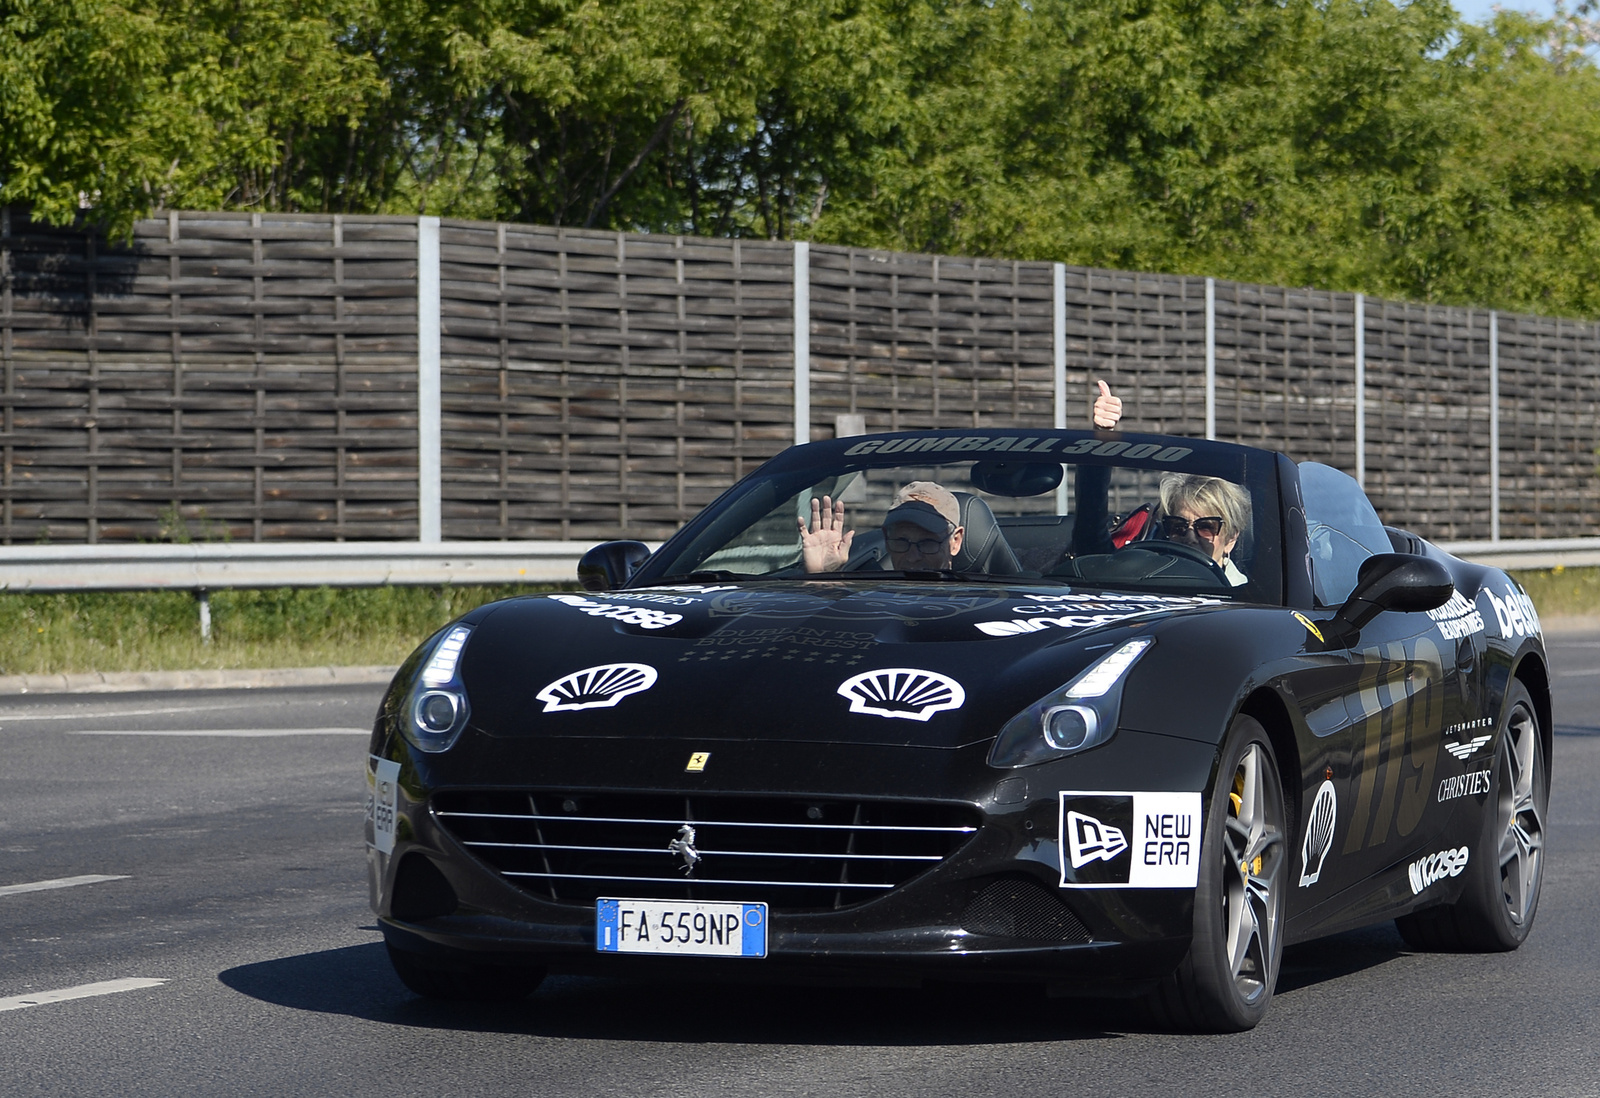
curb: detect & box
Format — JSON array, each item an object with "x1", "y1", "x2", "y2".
[{"x1": 0, "y1": 665, "x2": 399, "y2": 696}]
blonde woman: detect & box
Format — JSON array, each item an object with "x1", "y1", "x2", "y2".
[{"x1": 1157, "y1": 473, "x2": 1251, "y2": 586}]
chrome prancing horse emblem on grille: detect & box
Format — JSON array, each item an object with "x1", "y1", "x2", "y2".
[{"x1": 667, "y1": 824, "x2": 701, "y2": 875}]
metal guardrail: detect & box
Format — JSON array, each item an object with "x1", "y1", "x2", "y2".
[
  {"x1": 0, "y1": 537, "x2": 1578, "y2": 596},
  {"x1": 1436, "y1": 539, "x2": 1600, "y2": 571},
  {"x1": 0, "y1": 541, "x2": 603, "y2": 592}
]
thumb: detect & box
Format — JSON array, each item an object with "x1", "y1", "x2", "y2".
[{"x1": 1097, "y1": 379, "x2": 1111, "y2": 398}]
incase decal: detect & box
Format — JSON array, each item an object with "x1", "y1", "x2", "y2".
[
  {"x1": 537, "y1": 663, "x2": 659, "y2": 712},
  {"x1": 1426, "y1": 591, "x2": 1486, "y2": 640},
  {"x1": 1408, "y1": 846, "x2": 1469, "y2": 894},
  {"x1": 976, "y1": 593, "x2": 1220, "y2": 638},
  {"x1": 1298, "y1": 779, "x2": 1337, "y2": 887},
  {"x1": 836, "y1": 668, "x2": 965, "y2": 721},
  {"x1": 1057, "y1": 792, "x2": 1203, "y2": 889},
  {"x1": 548, "y1": 593, "x2": 682, "y2": 630},
  {"x1": 1438, "y1": 770, "x2": 1492, "y2": 802}
]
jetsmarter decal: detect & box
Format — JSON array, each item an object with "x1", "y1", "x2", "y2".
[
  {"x1": 1444, "y1": 717, "x2": 1495, "y2": 761},
  {"x1": 1298, "y1": 780, "x2": 1337, "y2": 887},
  {"x1": 1057, "y1": 792, "x2": 1203, "y2": 889},
  {"x1": 548, "y1": 593, "x2": 682, "y2": 630},
  {"x1": 1408, "y1": 847, "x2": 1469, "y2": 895},
  {"x1": 976, "y1": 593, "x2": 1221, "y2": 638}
]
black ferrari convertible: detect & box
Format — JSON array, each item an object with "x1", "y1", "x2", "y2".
[{"x1": 365, "y1": 427, "x2": 1549, "y2": 1032}]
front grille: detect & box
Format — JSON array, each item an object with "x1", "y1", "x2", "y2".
[
  {"x1": 960, "y1": 877, "x2": 1091, "y2": 943},
  {"x1": 433, "y1": 791, "x2": 980, "y2": 912}
]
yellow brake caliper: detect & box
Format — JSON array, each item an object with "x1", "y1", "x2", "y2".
[{"x1": 1231, "y1": 773, "x2": 1262, "y2": 876}]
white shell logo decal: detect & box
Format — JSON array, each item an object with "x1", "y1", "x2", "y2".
[
  {"x1": 1298, "y1": 779, "x2": 1337, "y2": 887},
  {"x1": 836, "y1": 668, "x2": 965, "y2": 722},
  {"x1": 537, "y1": 663, "x2": 658, "y2": 712}
]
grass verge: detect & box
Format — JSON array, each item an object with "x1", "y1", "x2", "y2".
[
  {"x1": 0, "y1": 569, "x2": 1590, "y2": 676},
  {"x1": 0, "y1": 585, "x2": 561, "y2": 676},
  {"x1": 1509, "y1": 567, "x2": 1600, "y2": 623}
]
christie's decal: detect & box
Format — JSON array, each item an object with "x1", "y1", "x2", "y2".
[
  {"x1": 548, "y1": 593, "x2": 682, "y2": 630},
  {"x1": 1408, "y1": 846, "x2": 1469, "y2": 894},
  {"x1": 1427, "y1": 591, "x2": 1486, "y2": 641},
  {"x1": 1438, "y1": 770, "x2": 1492, "y2": 802},
  {"x1": 975, "y1": 593, "x2": 1219, "y2": 638},
  {"x1": 1057, "y1": 791, "x2": 1202, "y2": 888}
]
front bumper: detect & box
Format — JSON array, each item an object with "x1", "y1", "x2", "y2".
[{"x1": 367, "y1": 731, "x2": 1216, "y2": 989}]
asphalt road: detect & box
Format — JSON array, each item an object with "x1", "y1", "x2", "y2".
[{"x1": 2, "y1": 638, "x2": 1599, "y2": 1098}]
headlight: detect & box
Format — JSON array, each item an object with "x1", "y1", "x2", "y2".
[
  {"x1": 401, "y1": 625, "x2": 472, "y2": 753},
  {"x1": 987, "y1": 637, "x2": 1154, "y2": 768}
]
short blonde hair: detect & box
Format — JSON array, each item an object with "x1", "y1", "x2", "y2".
[{"x1": 1159, "y1": 474, "x2": 1251, "y2": 546}]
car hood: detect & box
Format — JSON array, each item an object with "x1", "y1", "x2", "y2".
[{"x1": 458, "y1": 582, "x2": 1229, "y2": 749}]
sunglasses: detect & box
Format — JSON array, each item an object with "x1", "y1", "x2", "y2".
[
  {"x1": 1160, "y1": 515, "x2": 1226, "y2": 541},
  {"x1": 885, "y1": 534, "x2": 951, "y2": 555}
]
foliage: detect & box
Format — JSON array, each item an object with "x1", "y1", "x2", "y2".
[
  {"x1": 0, "y1": 584, "x2": 558, "y2": 674},
  {"x1": 6, "y1": 0, "x2": 1600, "y2": 316}
]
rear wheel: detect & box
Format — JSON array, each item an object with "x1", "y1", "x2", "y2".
[
  {"x1": 386, "y1": 942, "x2": 545, "y2": 1002},
  {"x1": 1395, "y1": 679, "x2": 1547, "y2": 952},
  {"x1": 1147, "y1": 714, "x2": 1287, "y2": 1032}
]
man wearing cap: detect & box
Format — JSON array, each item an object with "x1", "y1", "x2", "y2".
[
  {"x1": 799, "y1": 481, "x2": 965, "y2": 573},
  {"x1": 799, "y1": 380, "x2": 1120, "y2": 574}
]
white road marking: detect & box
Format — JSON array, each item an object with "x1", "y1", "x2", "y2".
[
  {"x1": 1555, "y1": 668, "x2": 1600, "y2": 677},
  {"x1": 70, "y1": 728, "x2": 370, "y2": 738},
  {"x1": 0, "y1": 702, "x2": 271, "y2": 722},
  {"x1": 0, "y1": 978, "x2": 165, "y2": 1013},
  {"x1": 0, "y1": 874, "x2": 128, "y2": 898}
]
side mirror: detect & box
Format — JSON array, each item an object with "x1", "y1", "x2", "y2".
[
  {"x1": 577, "y1": 541, "x2": 651, "y2": 592},
  {"x1": 1329, "y1": 553, "x2": 1453, "y2": 640}
]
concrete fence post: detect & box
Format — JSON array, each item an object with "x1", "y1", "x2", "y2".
[{"x1": 417, "y1": 216, "x2": 442, "y2": 543}]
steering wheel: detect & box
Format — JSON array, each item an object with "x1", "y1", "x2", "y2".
[{"x1": 1118, "y1": 540, "x2": 1230, "y2": 581}]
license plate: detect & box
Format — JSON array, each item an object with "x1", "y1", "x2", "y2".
[{"x1": 596, "y1": 898, "x2": 767, "y2": 958}]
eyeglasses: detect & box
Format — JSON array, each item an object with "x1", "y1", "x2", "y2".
[
  {"x1": 885, "y1": 535, "x2": 951, "y2": 555},
  {"x1": 1160, "y1": 515, "x2": 1226, "y2": 541}
]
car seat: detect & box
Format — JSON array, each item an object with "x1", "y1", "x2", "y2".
[{"x1": 951, "y1": 492, "x2": 1024, "y2": 575}]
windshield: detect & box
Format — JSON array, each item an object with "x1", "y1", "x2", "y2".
[{"x1": 636, "y1": 431, "x2": 1283, "y2": 603}]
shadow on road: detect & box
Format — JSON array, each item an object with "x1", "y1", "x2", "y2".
[
  {"x1": 218, "y1": 924, "x2": 1412, "y2": 1042},
  {"x1": 1275, "y1": 922, "x2": 1408, "y2": 995},
  {"x1": 218, "y1": 941, "x2": 1133, "y2": 1042}
]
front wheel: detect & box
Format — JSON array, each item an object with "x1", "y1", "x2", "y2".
[
  {"x1": 1395, "y1": 678, "x2": 1547, "y2": 952},
  {"x1": 1146, "y1": 714, "x2": 1287, "y2": 1032}
]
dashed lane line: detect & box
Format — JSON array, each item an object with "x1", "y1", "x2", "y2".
[
  {"x1": 0, "y1": 978, "x2": 165, "y2": 1013},
  {"x1": 69, "y1": 727, "x2": 371, "y2": 737},
  {"x1": 0, "y1": 701, "x2": 280, "y2": 723},
  {"x1": 0, "y1": 875, "x2": 129, "y2": 898}
]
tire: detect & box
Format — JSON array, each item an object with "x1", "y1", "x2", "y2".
[
  {"x1": 1395, "y1": 679, "x2": 1547, "y2": 952},
  {"x1": 1147, "y1": 714, "x2": 1288, "y2": 1032},
  {"x1": 385, "y1": 942, "x2": 545, "y2": 1002}
]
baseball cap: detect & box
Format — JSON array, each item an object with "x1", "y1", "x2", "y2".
[{"x1": 882, "y1": 499, "x2": 954, "y2": 537}]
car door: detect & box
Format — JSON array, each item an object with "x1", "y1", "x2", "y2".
[{"x1": 1292, "y1": 464, "x2": 1457, "y2": 917}]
